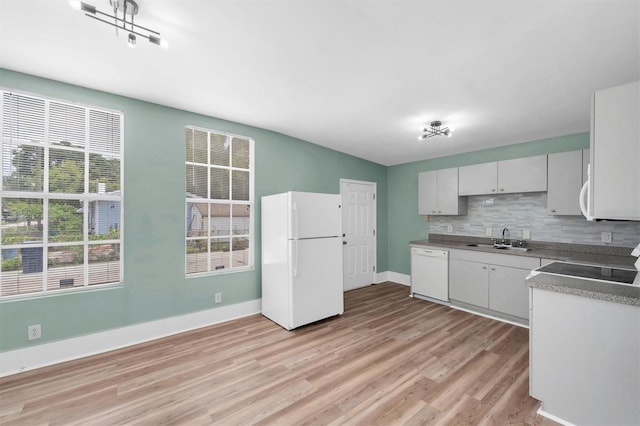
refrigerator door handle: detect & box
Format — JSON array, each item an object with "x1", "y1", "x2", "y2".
[
  {"x1": 292, "y1": 202, "x2": 298, "y2": 240},
  {"x1": 293, "y1": 240, "x2": 298, "y2": 277}
]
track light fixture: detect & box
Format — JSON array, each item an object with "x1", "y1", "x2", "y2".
[
  {"x1": 70, "y1": 0, "x2": 168, "y2": 48},
  {"x1": 418, "y1": 120, "x2": 454, "y2": 140}
]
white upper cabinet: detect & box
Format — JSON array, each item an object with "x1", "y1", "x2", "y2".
[
  {"x1": 547, "y1": 150, "x2": 583, "y2": 215},
  {"x1": 418, "y1": 170, "x2": 438, "y2": 214},
  {"x1": 418, "y1": 167, "x2": 467, "y2": 215},
  {"x1": 497, "y1": 155, "x2": 547, "y2": 193},
  {"x1": 590, "y1": 81, "x2": 640, "y2": 221},
  {"x1": 458, "y1": 162, "x2": 497, "y2": 196},
  {"x1": 459, "y1": 155, "x2": 547, "y2": 196}
]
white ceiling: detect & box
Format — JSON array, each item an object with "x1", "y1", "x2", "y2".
[{"x1": 1, "y1": 0, "x2": 638, "y2": 166}]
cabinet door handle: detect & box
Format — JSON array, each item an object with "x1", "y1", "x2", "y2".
[
  {"x1": 432, "y1": 210, "x2": 436, "y2": 213},
  {"x1": 482, "y1": 266, "x2": 487, "y2": 270},
  {"x1": 499, "y1": 188, "x2": 504, "y2": 192},
  {"x1": 491, "y1": 267, "x2": 496, "y2": 271},
  {"x1": 491, "y1": 188, "x2": 496, "y2": 192},
  {"x1": 550, "y1": 209, "x2": 556, "y2": 213},
  {"x1": 437, "y1": 210, "x2": 441, "y2": 213}
]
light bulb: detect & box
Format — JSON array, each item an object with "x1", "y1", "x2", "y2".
[
  {"x1": 127, "y1": 33, "x2": 137, "y2": 48},
  {"x1": 149, "y1": 35, "x2": 169, "y2": 48},
  {"x1": 70, "y1": 1, "x2": 96, "y2": 13}
]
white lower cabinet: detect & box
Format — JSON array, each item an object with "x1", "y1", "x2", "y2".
[
  {"x1": 449, "y1": 249, "x2": 540, "y2": 322},
  {"x1": 449, "y1": 259, "x2": 489, "y2": 307},
  {"x1": 530, "y1": 288, "x2": 640, "y2": 425},
  {"x1": 488, "y1": 265, "x2": 530, "y2": 319}
]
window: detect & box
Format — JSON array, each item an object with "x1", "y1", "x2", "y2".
[
  {"x1": 0, "y1": 91, "x2": 123, "y2": 298},
  {"x1": 185, "y1": 126, "x2": 253, "y2": 275}
]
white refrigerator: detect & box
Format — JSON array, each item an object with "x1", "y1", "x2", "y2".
[{"x1": 261, "y1": 191, "x2": 344, "y2": 330}]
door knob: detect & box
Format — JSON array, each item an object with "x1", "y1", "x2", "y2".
[{"x1": 342, "y1": 241, "x2": 347, "y2": 245}]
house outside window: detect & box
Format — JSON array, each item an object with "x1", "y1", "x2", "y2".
[
  {"x1": 0, "y1": 90, "x2": 123, "y2": 298},
  {"x1": 185, "y1": 126, "x2": 254, "y2": 275}
]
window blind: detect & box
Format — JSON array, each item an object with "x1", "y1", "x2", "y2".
[{"x1": 0, "y1": 90, "x2": 123, "y2": 298}]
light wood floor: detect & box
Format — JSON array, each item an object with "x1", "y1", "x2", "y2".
[{"x1": 0, "y1": 282, "x2": 558, "y2": 425}]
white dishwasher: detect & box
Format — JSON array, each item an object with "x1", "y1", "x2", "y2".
[{"x1": 410, "y1": 247, "x2": 449, "y2": 304}]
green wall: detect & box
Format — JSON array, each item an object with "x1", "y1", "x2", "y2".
[
  {"x1": 0, "y1": 69, "x2": 388, "y2": 352},
  {"x1": 386, "y1": 133, "x2": 589, "y2": 275},
  {"x1": 0, "y1": 68, "x2": 591, "y2": 354}
]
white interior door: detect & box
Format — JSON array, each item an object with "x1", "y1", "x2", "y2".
[{"x1": 340, "y1": 179, "x2": 376, "y2": 291}]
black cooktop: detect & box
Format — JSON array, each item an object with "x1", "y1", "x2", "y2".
[{"x1": 538, "y1": 262, "x2": 637, "y2": 285}]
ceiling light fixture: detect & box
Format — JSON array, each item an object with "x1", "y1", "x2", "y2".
[
  {"x1": 418, "y1": 120, "x2": 454, "y2": 140},
  {"x1": 69, "y1": 0, "x2": 168, "y2": 48}
]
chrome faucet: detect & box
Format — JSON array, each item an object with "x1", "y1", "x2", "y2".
[{"x1": 502, "y1": 227, "x2": 510, "y2": 245}]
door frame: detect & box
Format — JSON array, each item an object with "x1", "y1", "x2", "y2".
[{"x1": 339, "y1": 178, "x2": 377, "y2": 286}]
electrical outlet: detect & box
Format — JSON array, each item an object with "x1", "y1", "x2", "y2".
[
  {"x1": 601, "y1": 232, "x2": 612, "y2": 243},
  {"x1": 485, "y1": 227, "x2": 492, "y2": 236},
  {"x1": 214, "y1": 292, "x2": 222, "y2": 304},
  {"x1": 447, "y1": 224, "x2": 453, "y2": 233},
  {"x1": 522, "y1": 230, "x2": 531, "y2": 240},
  {"x1": 28, "y1": 324, "x2": 41, "y2": 340}
]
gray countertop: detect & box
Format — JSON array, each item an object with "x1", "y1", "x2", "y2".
[
  {"x1": 410, "y1": 234, "x2": 637, "y2": 268},
  {"x1": 526, "y1": 271, "x2": 640, "y2": 307},
  {"x1": 410, "y1": 234, "x2": 639, "y2": 305}
]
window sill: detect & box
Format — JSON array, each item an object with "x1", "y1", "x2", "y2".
[{"x1": 185, "y1": 265, "x2": 254, "y2": 279}]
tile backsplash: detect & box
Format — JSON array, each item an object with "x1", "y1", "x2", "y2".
[{"x1": 428, "y1": 192, "x2": 640, "y2": 247}]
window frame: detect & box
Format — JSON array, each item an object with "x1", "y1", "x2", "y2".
[
  {"x1": 184, "y1": 125, "x2": 254, "y2": 277},
  {"x1": 0, "y1": 88, "x2": 124, "y2": 300}
]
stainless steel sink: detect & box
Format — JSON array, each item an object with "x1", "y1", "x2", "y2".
[
  {"x1": 465, "y1": 243, "x2": 494, "y2": 248},
  {"x1": 494, "y1": 245, "x2": 532, "y2": 252},
  {"x1": 465, "y1": 243, "x2": 532, "y2": 252}
]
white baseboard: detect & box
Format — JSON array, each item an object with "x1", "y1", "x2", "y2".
[
  {"x1": 375, "y1": 271, "x2": 410, "y2": 286},
  {"x1": 0, "y1": 299, "x2": 261, "y2": 378},
  {"x1": 536, "y1": 407, "x2": 575, "y2": 426}
]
